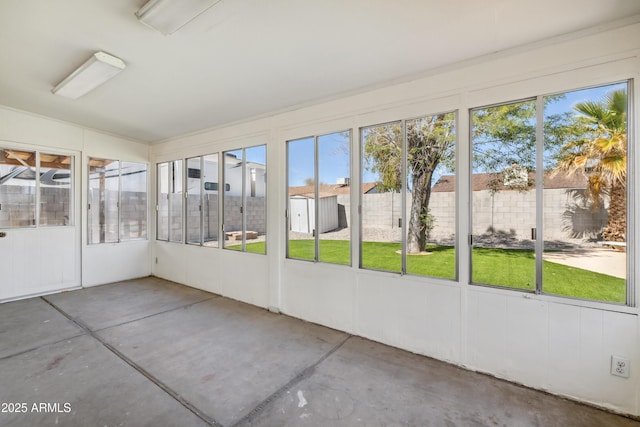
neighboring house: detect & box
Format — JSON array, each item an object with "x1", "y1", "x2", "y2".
[{"x1": 183, "y1": 153, "x2": 266, "y2": 198}]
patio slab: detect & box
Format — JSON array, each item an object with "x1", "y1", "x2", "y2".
[
  {"x1": 544, "y1": 247, "x2": 626, "y2": 279},
  {"x1": 97, "y1": 297, "x2": 349, "y2": 426},
  {"x1": 0, "y1": 334, "x2": 208, "y2": 427},
  {"x1": 44, "y1": 276, "x2": 215, "y2": 330},
  {"x1": 0, "y1": 297, "x2": 84, "y2": 359},
  {"x1": 237, "y1": 337, "x2": 640, "y2": 427}
]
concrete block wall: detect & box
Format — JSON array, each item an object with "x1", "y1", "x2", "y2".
[
  {"x1": 40, "y1": 187, "x2": 71, "y2": 226},
  {"x1": 185, "y1": 194, "x2": 220, "y2": 242},
  {"x1": 159, "y1": 193, "x2": 265, "y2": 241},
  {"x1": 336, "y1": 189, "x2": 605, "y2": 244},
  {"x1": 223, "y1": 195, "x2": 266, "y2": 234},
  {"x1": 1, "y1": 186, "x2": 72, "y2": 228},
  {"x1": 361, "y1": 192, "x2": 403, "y2": 230},
  {"x1": 0, "y1": 185, "x2": 36, "y2": 227},
  {"x1": 543, "y1": 189, "x2": 607, "y2": 240},
  {"x1": 120, "y1": 190, "x2": 147, "y2": 239},
  {"x1": 88, "y1": 189, "x2": 147, "y2": 242},
  {"x1": 245, "y1": 197, "x2": 266, "y2": 234}
]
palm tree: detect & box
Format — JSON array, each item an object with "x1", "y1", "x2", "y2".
[{"x1": 554, "y1": 89, "x2": 627, "y2": 243}]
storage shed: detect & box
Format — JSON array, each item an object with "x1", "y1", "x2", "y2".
[{"x1": 289, "y1": 194, "x2": 339, "y2": 234}]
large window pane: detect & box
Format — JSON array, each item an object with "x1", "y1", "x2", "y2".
[
  {"x1": 202, "y1": 153, "x2": 219, "y2": 247},
  {"x1": 223, "y1": 149, "x2": 244, "y2": 249},
  {"x1": 120, "y1": 162, "x2": 147, "y2": 241},
  {"x1": 318, "y1": 131, "x2": 350, "y2": 265},
  {"x1": 245, "y1": 145, "x2": 267, "y2": 254},
  {"x1": 39, "y1": 153, "x2": 72, "y2": 227},
  {"x1": 88, "y1": 158, "x2": 119, "y2": 244},
  {"x1": 361, "y1": 122, "x2": 402, "y2": 273},
  {"x1": 156, "y1": 162, "x2": 169, "y2": 241},
  {"x1": 223, "y1": 146, "x2": 266, "y2": 253},
  {"x1": 0, "y1": 149, "x2": 36, "y2": 228},
  {"x1": 471, "y1": 100, "x2": 537, "y2": 290},
  {"x1": 169, "y1": 160, "x2": 183, "y2": 243},
  {"x1": 186, "y1": 156, "x2": 202, "y2": 245},
  {"x1": 542, "y1": 83, "x2": 628, "y2": 303},
  {"x1": 405, "y1": 113, "x2": 456, "y2": 279},
  {"x1": 288, "y1": 132, "x2": 351, "y2": 265},
  {"x1": 287, "y1": 137, "x2": 315, "y2": 261}
]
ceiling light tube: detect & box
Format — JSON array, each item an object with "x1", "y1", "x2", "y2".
[
  {"x1": 136, "y1": 0, "x2": 222, "y2": 35},
  {"x1": 52, "y1": 52, "x2": 126, "y2": 99}
]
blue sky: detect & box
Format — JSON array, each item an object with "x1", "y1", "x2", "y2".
[
  {"x1": 288, "y1": 133, "x2": 350, "y2": 187},
  {"x1": 285, "y1": 81, "x2": 627, "y2": 188}
]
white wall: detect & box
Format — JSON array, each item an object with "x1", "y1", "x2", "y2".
[
  {"x1": 151, "y1": 22, "x2": 640, "y2": 416},
  {"x1": 0, "y1": 107, "x2": 151, "y2": 297}
]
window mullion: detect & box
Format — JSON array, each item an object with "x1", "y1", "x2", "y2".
[
  {"x1": 401, "y1": 120, "x2": 407, "y2": 275},
  {"x1": 535, "y1": 96, "x2": 544, "y2": 294},
  {"x1": 35, "y1": 151, "x2": 41, "y2": 227},
  {"x1": 314, "y1": 136, "x2": 320, "y2": 262},
  {"x1": 117, "y1": 162, "x2": 122, "y2": 242},
  {"x1": 241, "y1": 149, "x2": 247, "y2": 252},
  {"x1": 199, "y1": 156, "x2": 204, "y2": 246}
]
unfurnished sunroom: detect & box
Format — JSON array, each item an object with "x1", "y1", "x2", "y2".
[{"x1": 0, "y1": 1, "x2": 639, "y2": 425}]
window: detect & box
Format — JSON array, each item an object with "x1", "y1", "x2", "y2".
[
  {"x1": 361, "y1": 122, "x2": 403, "y2": 273},
  {"x1": 156, "y1": 160, "x2": 183, "y2": 243},
  {"x1": 287, "y1": 131, "x2": 351, "y2": 265},
  {"x1": 88, "y1": 158, "x2": 147, "y2": 244},
  {"x1": 222, "y1": 145, "x2": 266, "y2": 253},
  {"x1": 471, "y1": 81, "x2": 630, "y2": 304},
  {"x1": 186, "y1": 154, "x2": 219, "y2": 247},
  {"x1": 120, "y1": 162, "x2": 148, "y2": 241},
  {"x1": 360, "y1": 113, "x2": 457, "y2": 279},
  {"x1": 88, "y1": 159, "x2": 119, "y2": 243},
  {"x1": 156, "y1": 162, "x2": 169, "y2": 241},
  {"x1": 1, "y1": 149, "x2": 73, "y2": 229},
  {"x1": 39, "y1": 153, "x2": 73, "y2": 227}
]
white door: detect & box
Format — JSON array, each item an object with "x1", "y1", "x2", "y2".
[{"x1": 0, "y1": 147, "x2": 81, "y2": 301}]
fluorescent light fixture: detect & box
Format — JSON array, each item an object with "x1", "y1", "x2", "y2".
[
  {"x1": 136, "y1": 0, "x2": 222, "y2": 35},
  {"x1": 52, "y1": 52, "x2": 126, "y2": 99}
]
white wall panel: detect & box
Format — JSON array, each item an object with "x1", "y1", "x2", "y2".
[
  {"x1": 282, "y1": 262, "x2": 356, "y2": 332},
  {"x1": 467, "y1": 290, "x2": 509, "y2": 376},
  {"x1": 504, "y1": 297, "x2": 549, "y2": 385},
  {"x1": 154, "y1": 241, "x2": 187, "y2": 285},
  {"x1": 547, "y1": 303, "x2": 582, "y2": 393},
  {"x1": 184, "y1": 245, "x2": 222, "y2": 295},
  {"x1": 0, "y1": 107, "x2": 83, "y2": 150},
  {"x1": 153, "y1": 243, "x2": 269, "y2": 308},
  {"x1": 0, "y1": 227, "x2": 78, "y2": 301},
  {"x1": 219, "y1": 250, "x2": 269, "y2": 308},
  {"x1": 82, "y1": 241, "x2": 150, "y2": 287},
  {"x1": 356, "y1": 273, "x2": 462, "y2": 362}
]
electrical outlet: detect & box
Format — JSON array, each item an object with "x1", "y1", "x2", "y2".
[{"x1": 611, "y1": 355, "x2": 630, "y2": 378}]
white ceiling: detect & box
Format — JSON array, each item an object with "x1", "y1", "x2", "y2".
[{"x1": 1, "y1": 0, "x2": 640, "y2": 143}]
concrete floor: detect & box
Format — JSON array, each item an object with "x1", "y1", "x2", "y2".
[{"x1": 1, "y1": 277, "x2": 638, "y2": 427}]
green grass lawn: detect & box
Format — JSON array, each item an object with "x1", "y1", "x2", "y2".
[
  {"x1": 277, "y1": 240, "x2": 625, "y2": 303},
  {"x1": 225, "y1": 241, "x2": 266, "y2": 254}
]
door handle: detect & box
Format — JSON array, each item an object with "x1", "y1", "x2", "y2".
[{"x1": 0, "y1": 232, "x2": 6, "y2": 238}]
